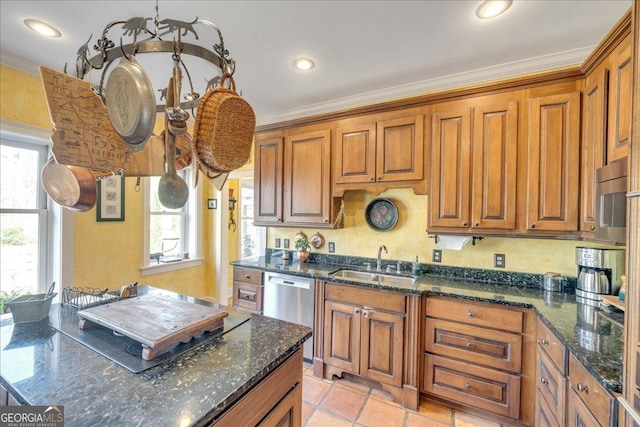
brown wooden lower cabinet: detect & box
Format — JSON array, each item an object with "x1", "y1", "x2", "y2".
[
  {"x1": 567, "y1": 353, "x2": 616, "y2": 427},
  {"x1": 537, "y1": 348, "x2": 567, "y2": 425},
  {"x1": 315, "y1": 281, "x2": 420, "y2": 410},
  {"x1": 537, "y1": 386, "x2": 562, "y2": 427},
  {"x1": 567, "y1": 386, "x2": 600, "y2": 427},
  {"x1": 212, "y1": 349, "x2": 303, "y2": 426},
  {"x1": 232, "y1": 266, "x2": 264, "y2": 314},
  {"x1": 423, "y1": 353, "x2": 521, "y2": 419}
]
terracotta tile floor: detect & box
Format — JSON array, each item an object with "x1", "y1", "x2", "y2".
[{"x1": 302, "y1": 362, "x2": 505, "y2": 427}]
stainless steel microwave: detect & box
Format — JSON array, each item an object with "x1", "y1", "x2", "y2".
[{"x1": 595, "y1": 157, "x2": 627, "y2": 245}]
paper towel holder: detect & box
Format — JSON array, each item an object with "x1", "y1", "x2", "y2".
[{"x1": 429, "y1": 235, "x2": 484, "y2": 246}]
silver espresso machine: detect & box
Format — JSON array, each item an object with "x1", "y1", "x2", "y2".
[{"x1": 575, "y1": 247, "x2": 625, "y2": 304}]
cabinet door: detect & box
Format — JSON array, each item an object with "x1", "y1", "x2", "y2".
[
  {"x1": 254, "y1": 133, "x2": 284, "y2": 224},
  {"x1": 430, "y1": 108, "x2": 472, "y2": 228},
  {"x1": 258, "y1": 382, "x2": 302, "y2": 427},
  {"x1": 360, "y1": 308, "x2": 404, "y2": 387},
  {"x1": 581, "y1": 69, "x2": 608, "y2": 233},
  {"x1": 537, "y1": 349, "x2": 566, "y2": 425},
  {"x1": 567, "y1": 386, "x2": 601, "y2": 427},
  {"x1": 536, "y1": 389, "x2": 562, "y2": 427},
  {"x1": 471, "y1": 101, "x2": 518, "y2": 230},
  {"x1": 526, "y1": 92, "x2": 581, "y2": 231},
  {"x1": 335, "y1": 123, "x2": 376, "y2": 184},
  {"x1": 376, "y1": 115, "x2": 424, "y2": 182},
  {"x1": 324, "y1": 300, "x2": 361, "y2": 374},
  {"x1": 607, "y1": 38, "x2": 632, "y2": 163},
  {"x1": 283, "y1": 129, "x2": 332, "y2": 225}
]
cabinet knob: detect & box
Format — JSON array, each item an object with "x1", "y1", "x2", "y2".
[
  {"x1": 540, "y1": 377, "x2": 548, "y2": 385},
  {"x1": 462, "y1": 222, "x2": 468, "y2": 227},
  {"x1": 324, "y1": 218, "x2": 329, "y2": 223},
  {"x1": 590, "y1": 225, "x2": 595, "y2": 231},
  {"x1": 577, "y1": 383, "x2": 588, "y2": 393},
  {"x1": 465, "y1": 383, "x2": 472, "y2": 390},
  {"x1": 539, "y1": 339, "x2": 549, "y2": 346},
  {"x1": 466, "y1": 342, "x2": 473, "y2": 348},
  {"x1": 474, "y1": 223, "x2": 480, "y2": 227},
  {"x1": 363, "y1": 311, "x2": 368, "y2": 317},
  {"x1": 530, "y1": 224, "x2": 536, "y2": 229},
  {"x1": 244, "y1": 275, "x2": 251, "y2": 279},
  {"x1": 377, "y1": 176, "x2": 382, "y2": 181},
  {"x1": 467, "y1": 310, "x2": 476, "y2": 318},
  {"x1": 354, "y1": 308, "x2": 360, "y2": 314},
  {"x1": 370, "y1": 177, "x2": 375, "y2": 182}
]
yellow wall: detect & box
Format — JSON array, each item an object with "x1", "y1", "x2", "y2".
[
  {"x1": 268, "y1": 188, "x2": 615, "y2": 278},
  {"x1": 1, "y1": 65, "x2": 218, "y2": 297}
]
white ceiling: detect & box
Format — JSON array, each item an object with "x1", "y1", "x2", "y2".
[{"x1": 0, "y1": 0, "x2": 632, "y2": 126}]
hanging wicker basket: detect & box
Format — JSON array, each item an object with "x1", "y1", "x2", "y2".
[{"x1": 192, "y1": 74, "x2": 255, "y2": 174}]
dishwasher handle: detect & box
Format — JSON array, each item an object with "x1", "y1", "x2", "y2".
[{"x1": 267, "y1": 275, "x2": 312, "y2": 290}]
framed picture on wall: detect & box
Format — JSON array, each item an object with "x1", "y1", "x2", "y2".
[{"x1": 97, "y1": 173, "x2": 124, "y2": 221}]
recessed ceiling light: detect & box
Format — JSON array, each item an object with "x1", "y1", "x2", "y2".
[
  {"x1": 292, "y1": 57, "x2": 315, "y2": 71},
  {"x1": 476, "y1": 0, "x2": 512, "y2": 19},
  {"x1": 24, "y1": 19, "x2": 61, "y2": 38}
]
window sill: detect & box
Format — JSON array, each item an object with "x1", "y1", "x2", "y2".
[{"x1": 140, "y1": 258, "x2": 203, "y2": 276}]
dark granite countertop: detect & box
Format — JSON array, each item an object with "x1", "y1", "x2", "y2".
[
  {"x1": 0, "y1": 286, "x2": 311, "y2": 426},
  {"x1": 233, "y1": 256, "x2": 624, "y2": 394}
]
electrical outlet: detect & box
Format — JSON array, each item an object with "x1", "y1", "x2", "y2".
[
  {"x1": 328, "y1": 242, "x2": 335, "y2": 253},
  {"x1": 275, "y1": 238, "x2": 281, "y2": 248},
  {"x1": 432, "y1": 249, "x2": 442, "y2": 263},
  {"x1": 494, "y1": 253, "x2": 506, "y2": 268},
  {"x1": 284, "y1": 239, "x2": 290, "y2": 249}
]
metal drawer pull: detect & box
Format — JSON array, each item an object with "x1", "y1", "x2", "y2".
[
  {"x1": 354, "y1": 308, "x2": 360, "y2": 314},
  {"x1": 467, "y1": 310, "x2": 476, "y2": 318},
  {"x1": 244, "y1": 275, "x2": 251, "y2": 279},
  {"x1": 540, "y1": 377, "x2": 548, "y2": 385},
  {"x1": 466, "y1": 342, "x2": 473, "y2": 348},
  {"x1": 577, "y1": 383, "x2": 588, "y2": 393},
  {"x1": 539, "y1": 339, "x2": 549, "y2": 346},
  {"x1": 465, "y1": 383, "x2": 472, "y2": 389}
]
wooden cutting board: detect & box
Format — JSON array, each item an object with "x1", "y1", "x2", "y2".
[{"x1": 77, "y1": 294, "x2": 228, "y2": 360}]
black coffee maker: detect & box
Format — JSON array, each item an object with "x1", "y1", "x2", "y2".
[{"x1": 575, "y1": 247, "x2": 625, "y2": 303}]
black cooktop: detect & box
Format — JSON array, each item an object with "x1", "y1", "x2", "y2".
[{"x1": 46, "y1": 290, "x2": 250, "y2": 373}]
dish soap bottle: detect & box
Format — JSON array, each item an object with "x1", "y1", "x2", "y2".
[{"x1": 412, "y1": 256, "x2": 422, "y2": 276}]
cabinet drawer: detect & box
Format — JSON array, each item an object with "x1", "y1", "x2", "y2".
[
  {"x1": 423, "y1": 354, "x2": 521, "y2": 419},
  {"x1": 233, "y1": 267, "x2": 263, "y2": 285},
  {"x1": 568, "y1": 353, "x2": 613, "y2": 427},
  {"x1": 536, "y1": 388, "x2": 561, "y2": 427},
  {"x1": 233, "y1": 281, "x2": 263, "y2": 313},
  {"x1": 426, "y1": 297, "x2": 523, "y2": 333},
  {"x1": 325, "y1": 282, "x2": 405, "y2": 313},
  {"x1": 537, "y1": 348, "x2": 566, "y2": 425},
  {"x1": 425, "y1": 318, "x2": 522, "y2": 373},
  {"x1": 537, "y1": 317, "x2": 567, "y2": 375}
]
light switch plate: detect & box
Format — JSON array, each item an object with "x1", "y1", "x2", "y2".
[
  {"x1": 328, "y1": 242, "x2": 335, "y2": 253},
  {"x1": 494, "y1": 253, "x2": 506, "y2": 268},
  {"x1": 275, "y1": 238, "x2": 281, "y2": 248},
  {"x1": 432, "y1": 249, "x2": 442, "y2": 263}
]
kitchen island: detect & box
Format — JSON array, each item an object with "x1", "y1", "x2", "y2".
[{"x1": 0, "y1": 286, "x2": 312, "y2": 426}]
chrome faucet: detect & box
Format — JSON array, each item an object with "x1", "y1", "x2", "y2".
[{"x1": 377, "y1": 245, "x2": 388, "y2": 271}]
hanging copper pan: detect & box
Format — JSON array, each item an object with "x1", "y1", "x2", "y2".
[{"x1": 41, "y1": 158, "x2": 97, "y2": 212}]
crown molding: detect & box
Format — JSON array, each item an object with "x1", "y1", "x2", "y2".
[
  {"x1": 257, "y1": 46, "x2": 594, "y2": 126},
  {"x1": 0, "y1": 50, "x2": 40, "y2": 75}
]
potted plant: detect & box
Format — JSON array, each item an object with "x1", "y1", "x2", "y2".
[{"x1": 294, "y1": 231, "x2": 311, "y2": 262}]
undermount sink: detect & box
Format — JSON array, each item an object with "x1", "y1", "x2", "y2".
[{"x1": 330, "y1": 269, "x2": 416, "y2": 286}]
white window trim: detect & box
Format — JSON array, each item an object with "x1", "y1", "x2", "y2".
[
  {"x1": 140, "y1": 170, "x2": 202, "y2": 276},
  {"x1": 0, "y1": 121, "x2": 72, "y2": 295}
]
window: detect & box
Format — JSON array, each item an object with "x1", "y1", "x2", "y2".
[
  {"x1": 141, "y1": 169, "x2": 201, "y2": 274},
  {"x1": 238, "y1": 178, "x2": 264, "y2": 259},
  {"x1": 0, "y1": 136, "x2": 49, "y2": 296}
]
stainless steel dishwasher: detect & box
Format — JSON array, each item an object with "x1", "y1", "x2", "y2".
[{"x1": 263, "y1": 272, "x2": 315, "y2": 361}]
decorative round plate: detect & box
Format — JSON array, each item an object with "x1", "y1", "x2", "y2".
[{"x1": 365, "y1": 198, "x2": 398, "y2": 231}]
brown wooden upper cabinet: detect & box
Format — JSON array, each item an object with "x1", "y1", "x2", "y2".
[
  {"x1": 429, "y1": 94, "x2": 518, "y2": 231},
  {"x1": 606, "y1": 35, "x2": 632, "y2": 163},
  {"x1": 581, "y1": 68, "x2": 608, "y2": 234},
  {"x1": 526, "y1": 91, "x2": 581, "y2": 232},
  {"x1": 254, "y1": 131, "x2": 284, "y2": 225},
  {"x1": 333, "y1": 110, "x2": 425, "y2": 196},
  {"x1": 283, "y1": 127, "x2": 333, "y2": 226}
]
